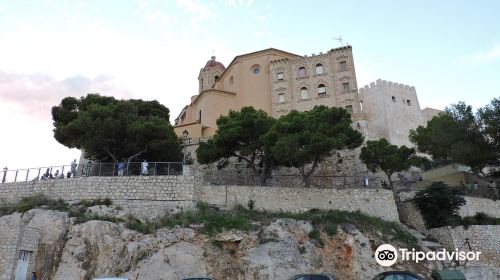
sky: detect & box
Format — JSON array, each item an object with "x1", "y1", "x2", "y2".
[{"x1": 0, "y1": 0, "x2": 499, "y2": 170}]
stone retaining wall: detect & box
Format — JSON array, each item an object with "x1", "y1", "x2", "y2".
[
  {"x1": 198, "y1": 185, "x2": 400, "y2": 222},
  {"x1": 429, "y1": 225, "x2": 500, "y2": 274},
  {"x1": 0, "y1": 176, "x2": 197, "y2": 219},
  {"x1": 395, "y1": 191, "x2": 500, "y2": 232}
]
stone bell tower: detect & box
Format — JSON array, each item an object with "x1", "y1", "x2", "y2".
[{"x1": 198, "y1": 56, "x2": 225, "y2": 93}]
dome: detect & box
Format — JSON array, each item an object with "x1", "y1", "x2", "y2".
[{"x1": 204, "y1": 56, "x2": 225, "y2": 70}]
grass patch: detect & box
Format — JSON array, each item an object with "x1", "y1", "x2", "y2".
[
  {"x1": 125, "y1": 203, "x2": 419, "y2": 249},
  {"x1": 0, "y1": 195, "x2": 69, "y2": 216},
  {"x1": 74, "y1": 198, "x2": 112, "y2": 208},
  {"x1": 446, "y1": 212, "x2": 500, "y2": 228}
]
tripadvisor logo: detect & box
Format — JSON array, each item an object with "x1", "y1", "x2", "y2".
[{"x1": 374, "y1": 244, "x2": 482, "y2": 267}]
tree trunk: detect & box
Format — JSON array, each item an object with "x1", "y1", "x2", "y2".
[{"x1": 259, "y1": 160, "x2": 267, "y2": 186}]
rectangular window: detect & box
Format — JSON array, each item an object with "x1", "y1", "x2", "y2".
[
  {"x1": 392, "y1": 96, "x2": 396, "y2": 103},
  {"x1": 407, "y1": 99, "x2": 411, "y2": 106},
  {"x1": 277, "y1": 72, "x2": 284, "y2": 80},
  {"x1": 278, "y1": 93, "x2": 285, "y2": 103},
  {"x1": 345, "y1": 105, "x2": 353, "y2": 115},
  {"x1": 300, "y1": 88, "x2": 308, "y2": 100},
  {"x1": 340, "y1": 61, "x2": 347, "y2": 71},
  {"x1": 315, "y1": 65, "x2": 324, "y2": 75},
  {"x1": 342, "y1": 82, "x2": 350, "y2": 92}
]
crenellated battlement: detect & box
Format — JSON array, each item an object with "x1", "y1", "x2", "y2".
[
  {"x1": 293, "y1": 51, "x2": 331, "y2": 63},
  {"x1": 358, "y1": 79, "x2": 415, "y2": 94},
  {"x1": 329, "y1": 45, "x2": 352, "y2": 53}
]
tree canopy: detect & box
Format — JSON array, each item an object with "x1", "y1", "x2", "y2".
[
  {"x1": 360, "y1": 138, "x2": 422, "y2": 189},
  {"x1": 196, "y1": 106, "x2": 275, "y2": 185},
  {"x1": 52, "y1": 94, "x2": 181, "y2": 163},
  {"x1": 412, "y1": 182, "x2": 466, "y2": 228},
  {"x1": 409, "y1": 99, "x2": 499, "y2": 174},
  {"x1": 262, "y1": 105, "x2": 363, "y2": 187}
]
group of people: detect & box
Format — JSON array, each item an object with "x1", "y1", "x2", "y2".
[
  {"x1": 116, "y1": 160, "x2": 150, "y2": 176},
  {"x1": 40, "y1": 159, "x2": 78, "y2": 180}
]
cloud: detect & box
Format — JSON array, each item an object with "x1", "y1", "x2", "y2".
[
  {"x1": 0, "y1": 71, "x2": 131, "y2": 119},
  {"x1": 459, "y1": 44, "x2": 500, "y2": 64}
]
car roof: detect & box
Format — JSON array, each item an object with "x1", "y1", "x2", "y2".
[
  {"x1": 375, "y1": 271, "x2": 424, "y2": 279},
  {"x1": 290, "y1": 274, "x2": 335, "y2": 279},
  {"x1": 93, "y1": 278, "x2": 128, "y2": 280}
]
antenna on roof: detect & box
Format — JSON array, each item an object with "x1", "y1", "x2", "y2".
[{"x1": 333, "y1": 35, "x2": 343, "y2": 46}]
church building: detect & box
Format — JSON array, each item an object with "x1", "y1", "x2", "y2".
[{"x1": 174, "y1": 46, "x2": 440, "y2": 147}]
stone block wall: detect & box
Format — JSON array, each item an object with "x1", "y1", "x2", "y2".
[
  {"x1": 460, "y1": 196, "x2": 500, "y2": 218},
  {"x1": 429, "y1": 225, "x2": 500, "y2": 273},
  {"x1": 395, "y1": 191, "x2": 500, "y2": 232},
  {"x1": 0, "y1": 213, "x2": 22, "y2": 280},
  {"x1": 0, "y1": 213, "x2": 40, "y2": 280},
  {"x1": 198, "y1": 185, "x2": 400, "y2": 222},
  {"x1": 0, "y1": 176, "x2": 197, "y2": 219},
  {"x1": 395, "y1": 191, "x2": 427, "y2": 232}
]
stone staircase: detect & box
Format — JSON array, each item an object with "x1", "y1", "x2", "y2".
[{"x1": 400, "y1": 224, "x2": 444, "y2": 270}]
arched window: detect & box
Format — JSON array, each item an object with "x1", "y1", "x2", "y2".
[
  {"x1": 315, "y1": 64, "x2": 324, "y2": 75},
  {"x1": 300, "y1": 87, "x2": 308, "y2": 100},
  {"x1": 318, "y1": 84, "x2": 326, "y2": 96},
  {"x1": 298, "y1": 67, "x2": 306, "y2": 77},
  {"x1": 215, "y1": 75, "x2": 219, "y2": 81}
]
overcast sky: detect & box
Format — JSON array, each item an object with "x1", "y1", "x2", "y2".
[{"x1": 1, "y1": 0, "x2": 499, "y2": 169}]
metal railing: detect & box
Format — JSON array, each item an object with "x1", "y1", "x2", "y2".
[{"x1": 1, "y1": 162, "x2": 183, "y2": 184}]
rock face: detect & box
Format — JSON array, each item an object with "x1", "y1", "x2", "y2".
[
  {"x1": 22, "y1": 209, "x2": 71, "y2": 279},
  {"x1": 1, "y1": 210, "x2": 432, "y2": 280},
  {"x1": 49, "y1": 218, "x2": 430, "y2": 280}
]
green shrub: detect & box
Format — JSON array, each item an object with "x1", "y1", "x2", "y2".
[
  {"x1": 324, "y1": 223, "x2": 338, "y2": 236},
  {"x1": 308, "y1": 229, "x2": 320, "y2": 240},
  {"x1": 413, "y1": 182, "x2": 466, "y2": 228},
  {"x1": 298, "y1": 246, "x2": 306, "y2": 254}
]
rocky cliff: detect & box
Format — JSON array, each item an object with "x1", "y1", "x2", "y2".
[{"x1": 2, "y1": 207, "x2": 433, "y2": 280}]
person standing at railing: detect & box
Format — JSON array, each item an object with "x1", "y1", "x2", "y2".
[
  {"x1": 117, "y1": 160, "x2": 126, "y2": 176},
  {"x1": 1, "y1": 167, "x2": 7, "y2": 183},
  {"x1": 70, "y1": 159, "x2": 77, "y2": 178},
  {"x1": 86, "y1": 161, "x2": 92, "y2": 176},
  {"x1": 141, "y1": 160, "x2": 149, "y2": 176}
]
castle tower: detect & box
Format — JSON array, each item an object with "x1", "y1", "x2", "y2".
[
  {"x1": 359, "y1": 79, "x2": 426, "y2": 147},
  {"x1": 198, "y1": 56, "x2": 225, "y2": 93}
]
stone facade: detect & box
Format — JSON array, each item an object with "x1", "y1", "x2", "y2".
[
  {"x1": 269, "y1": 47, "x2": 362, "y2": 120},
  {"x1": 173, "y1": 47, "x2": 372, "y2": 140},
  {"x1": 197, "y1": 185, "x2": 400, "y2": 222},
  {"x1": 429, "y1": 225, "x2": 500, "y2": 274},
  {"x1": 0, "y1": 213, "x2": 40, "y2": 280},
  {"x1": 359, "y1": 79, "x2": 441, "y2": 147}
]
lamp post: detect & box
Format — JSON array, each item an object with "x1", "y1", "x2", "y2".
[{"x1": 182, "y1": 129, "x2": 189, "y2": 165}]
